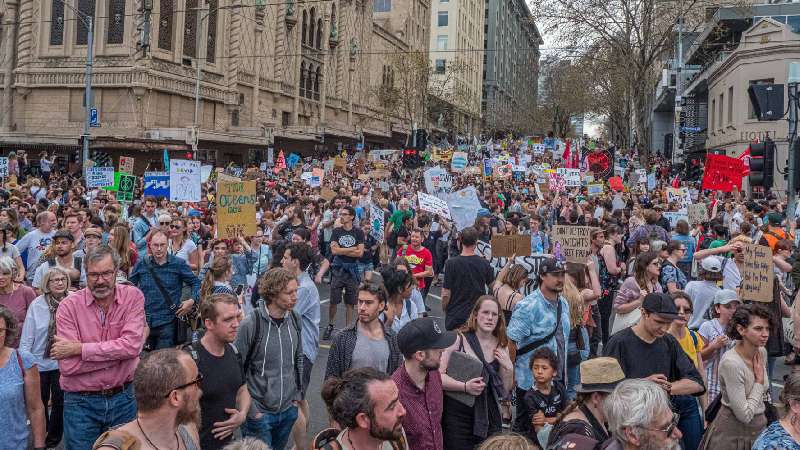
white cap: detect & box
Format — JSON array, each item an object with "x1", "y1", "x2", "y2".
[{"x1": 700, "y1": 256, "x2": 722, "y2": 273}]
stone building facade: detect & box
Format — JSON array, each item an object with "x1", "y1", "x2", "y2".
[{"x1": 0, "y1": 0, "x2": 417, "y2": 167}]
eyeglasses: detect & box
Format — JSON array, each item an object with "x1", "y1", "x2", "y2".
[
  {"x1": 160, "y1": 222, "x2": 171, "y2": 225},
  {"x1": 87, "y1": 270, "x2": 115, "y2": 280},
  {"x1": 164, "y1": 372, "x2": 204, "y2": 398},
  {"x1": 643, "y1": 412, "x2": 680, "y2": 436},
  {"x1": 49, "y1": 277, "x2": 68, "y2": 284}
]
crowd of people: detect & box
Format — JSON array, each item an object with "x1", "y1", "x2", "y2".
[{"x1": 2, "y1": 145, "x2": 800, "y2": 450}]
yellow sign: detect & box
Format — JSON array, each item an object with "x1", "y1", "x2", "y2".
[{"x1": 216, "y1": 181, "x2": 257, "y2": 239}]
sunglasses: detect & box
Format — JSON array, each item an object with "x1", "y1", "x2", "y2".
[
  {"x1": 164, "y1": 372, "x2": 204, "y2": 398},
  {"x1": 160, "y1": 222, "x2": 171, "y2": 225}
]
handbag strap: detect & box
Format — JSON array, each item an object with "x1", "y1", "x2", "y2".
[
  {"x1": 145, "y1": 257, "x2": 176, "y2": 308},
  {"x1": 516, "y1": 297, "x2": 562, "y2": 358}
]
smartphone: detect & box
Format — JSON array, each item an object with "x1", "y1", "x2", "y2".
[{"x1": 235, "y1": 285, "x2": 244, "y2": 295}]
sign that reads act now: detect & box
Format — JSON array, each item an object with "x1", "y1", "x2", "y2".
[{"x1": 216, "y1": 181, "x2": 257, "y2": 239}]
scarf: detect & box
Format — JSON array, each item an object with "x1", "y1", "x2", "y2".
[
  {"x1": 464, "y1": 332, "x2": 508, "y2": 438},
  {"x1": 43, "y1": 294, "x2": 64, "y2": 358}
]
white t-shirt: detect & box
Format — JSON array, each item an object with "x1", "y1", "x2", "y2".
[
  {"x1": 15, "y1": 229, "x2": 55, "y2": 273},
  {"x1": 168, "y1": 238, "x2": 197, "y2": 262},
  {"x1": 39, "y1": 158, "x2": 52, "y2": 173}
]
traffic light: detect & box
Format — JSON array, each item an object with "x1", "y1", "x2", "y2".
[
  {"x1": 749, "y1": 138, "x2": 775, "y2": 190},
  {"x1": 403, "y1": 148, "x2": 422, "y2": 169}
]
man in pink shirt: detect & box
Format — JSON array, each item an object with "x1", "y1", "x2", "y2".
[{"x1": 51, "y1": 245, "x2": 146, "y2": 450}]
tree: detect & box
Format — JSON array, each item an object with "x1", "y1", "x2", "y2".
[{"x1": 535, "y1": 58, "x2": 593, "y2": 138}]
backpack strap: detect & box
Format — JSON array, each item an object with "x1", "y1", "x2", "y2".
[
  {"x1": 243, "y1": 312, "x2": 262, "y2": 374},
  {"x1": 312, "y1": 428, "x2": 343, "y2": 450}
]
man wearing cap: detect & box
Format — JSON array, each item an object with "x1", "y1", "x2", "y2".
[
  {"x1": 759, "y1": 211, "x2": 795, "y2": 251},
  {"x1": 547, "y1": 357, "x2": 626, "y2": 448},
  {"x1": 32, "y1": 229, "x2": 85, "y2": 293},
  {"x1": 603, "y1": 292, "x2": 704, "y2": 448},
  {"x1": 684, "y1": 255, "x2": 723, "y2": 330},
  {"x1": 507, "y1": 258, "x2": 571, "y2": 433},
  {"x1": 391, "y1": 318, "x2": 456, "y2": 450}
]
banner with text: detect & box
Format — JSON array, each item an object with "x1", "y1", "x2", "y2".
[{"x1": 216, "y1": 180, "x2": 257, "y2": 238}]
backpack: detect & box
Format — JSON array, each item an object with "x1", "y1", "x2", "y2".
[
  {"x1": 312, "y1": 427, "x2": 408, "y2": 450},
  {"x1": 182, "y1": 340, "x2": 242, "y2": 368},
  {"x1": 242, "y1": 310, "x2": 303, "y2": 391},
  {"x1": 47, "y1": 256, "x2": 82, "y2": 273}
]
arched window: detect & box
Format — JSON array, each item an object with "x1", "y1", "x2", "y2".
[
  {"x1": 300, "y1": 62, "x2": 306, "y2": 97},
  {"x1": 316, "y1": 18, "x2": 323, "y2": 48},
  {"x1": 301, "y1": 10, "x2": 308, "y2": 45},
  {"x1": 308, "y1": 8, "x2": 316, "y2": 48},
  {"x1": 306, "y1": 64, "x2": 314, "y2": 98},
  {"x1": 314, "y1": 66, "x2": 321, "y2": 100},
  {"x1": 330, "y1": 4, "x2": 337, "y2": 32}
]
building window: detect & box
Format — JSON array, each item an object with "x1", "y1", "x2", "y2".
[
  {"x1": 718, "y1": 93, "x2": 724, "y2": 130},
  {"x1": 710, "y1": 99, "x2": 715, "y2": 131},
  {"x1": 727, "y1": 85, "x2": 733, "y2": 124},
  {"x1": 748, "y1": 78, "x2": 775, "y2": 119},
  {"x1": 206, "y1": 0, "x2": 218, "y2": 62},
  {"x1": 436, "y1": 35, "x2": 447, "y2": 50},
  {"x1": 231, "y1": 109, "x2": 240, "y2": 126},
  {"x1": 374, "y1": 0, "x2": 391, "y2": 12},
  {"x1": 437, "y1": 11, "x2": 448, "y2": 26},
  {"x1": 76, "y1": 0, "x2": 96, "y2": 45},
  {"x1": 301, "y1": 10, "x2": 308, "y2": 45},
  {"x1": 158, "y1": 0, "x2": 174, "y2": 50},
  {"x1": 316, "y1": 18, "x2": 323, "y2": 48},
  {"x1": 300, "y1": 62, "x2": 306, "y2": 97},
  {"x1": 106, "y1": 0, "x2": 126, "y2": 44},
  {"x1": 282, "y1": 111, "x2": 291, "y2": 126},
  {"x1": 314, "y1": 67, "x2": 321, "y2": 100},
  {"x1": 50, "y1": 0, "x2": 65, "y2": 45},
  {"x1": 435, "y1": 59, "x2": 446, "y2": 73},
  {"x1": 183, "y1": 0, "x2": 198, "y2": 57}
]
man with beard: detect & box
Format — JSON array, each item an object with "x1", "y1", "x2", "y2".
[
  {"x1": 184, "y1": 293, "x2": 250, "y2": 450},
  {"x1": 324, "y1": 205, "x2": 365, "y2": 340},
  {"x1": 602, "y1": 379, "x2": 683, "y2": 450},
  {"x1": 52, "y1": 245, "x2": 146, "y2": 450},
  {"x1": 93, "y1": 349, "x2": 202, "y2": 450},
  {"x1": 32, "y1": 229, "x2": 84, "y2": 293},
  {"x1": 603, "y1": 293, "x2": 704, "y2": 450},
  {"x1": 391, "y1": 318, "x2": 456, "y2": 450},
  {"x1": 317, "y1": 367, "x2": 409, "y2": 450},
  {"x1": 507, "y1": 258, "x2": 571, "y2": 434}
]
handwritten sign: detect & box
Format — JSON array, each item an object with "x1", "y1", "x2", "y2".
[
  {"x1": 0, "y1": 157, "x2": 8, "y2": 178},
  {"x1": 666, "y1": 187, "x2": 692, "y2": 209},
  {"x1": 417, "y1": 192, "x2": 452, "y2": 220},
  {"x1": 688, "y1": 204, "x2": 709, "y2": 224},
  {"x1": 119, "y1": 156, "x2": 134, "y2": 174},
  {"x1": 557, "y1": 168, "x2": 581, "y2": 187},
  {"x1": 702, "y1": 153, "x2": 744, "y2": 192},
  {"x1": 216, "y1": 181, "x2": 257, "y2": 238},
  {"x1": 662, "y1": 211, "x2": 688, "y2": 228},
  {"x1": 490, "y1": 235, "x2": 532, "y2": 258},
  {"x1": 549, "y1": 173, "x2": 565, "y2": 193},
  {"x1": 551, "y1": 225, "x2": 594, "y2": 263},
  {"x1": 587, "y1": 183, "x2": 604, "y2": 196},
  {"x1": 87, "y1": 167, "x2": 115, "y2": 188},
  {"x1": 320, "y1": 187, "x2": 337, "y2": 201},
  {"x1": 741, "y1": 243, "x2": 774, "y2": 302},
  {"x1": 169, "y1": 160, "x2": 201, "y2": 202}
]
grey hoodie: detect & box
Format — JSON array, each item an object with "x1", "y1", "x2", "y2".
[{"x1": 235, "y1": 305, "x2": 303, "y2": 415}]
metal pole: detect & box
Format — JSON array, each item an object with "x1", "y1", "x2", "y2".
[
  {"x1": 82, "y1": 17, "x2": 94, "y2": 172},
  {"x1": 787, "y1": 81, "x2": 798, "y2": 233},
  {"x1": 672, "y1": 16, "x2": 683, "y2": 166},
  {"x1": 192, "y1": 3, "x2": 208, "y2": 159}
]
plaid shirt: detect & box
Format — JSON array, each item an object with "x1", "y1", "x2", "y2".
[
  {"x1": 391, "y1": 365, "x2": 444, "y2": 450},
  {"x1": 129, "y1": 255, "x2": 201, "y2": 327}
]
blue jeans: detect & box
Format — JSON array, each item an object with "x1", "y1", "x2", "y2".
[
  {"x1": 145, "y1": 320, "x2": 175, "y2": 350},
  {"x1": 242, "y1": 406, "x2": 299, "y2": 450},
  {"x1": 63, "y1": 384, "x2": 137, "y2": 450},
  {"x1": 673, "y1": 395, "x2": 702, "y2": 450},
  {"x1": 566, "y1": 364, "x2": 579, "y2": 401}
]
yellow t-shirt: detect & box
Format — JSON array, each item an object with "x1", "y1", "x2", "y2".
[{"x1": 676, "y1": 328, "x2": 704, "y2": 368}]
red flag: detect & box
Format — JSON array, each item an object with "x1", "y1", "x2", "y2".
[
  {"x1": 671, "y1": 175, "x2": 680, "y2": 188},
  {"x1": 562, "y1": 140, "x2": 571, "y2": 167}
]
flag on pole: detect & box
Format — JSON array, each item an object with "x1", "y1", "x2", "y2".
[
  {"x1": 738, "y1": 146, "x2": 751, "y2": 176},
  {"x1": 671, "y1": 174, "x2": 680, "y2": 188},
  {"x1": 562, "y1": 140, "x2": 571, "y2": 168},
  {"x1": 163, "y1": 149, "x2": 170, "y2": 172}
]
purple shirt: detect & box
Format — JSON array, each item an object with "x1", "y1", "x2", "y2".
[
  {"x1": 56, "y1": 284, "x2": 146, "y2": 392},
  {"x1": 0, "y1": 285, "x2": 37, "y2": 347},
  {"x1": 391, "y1": 365, "x2": 444, "y2": 450}
]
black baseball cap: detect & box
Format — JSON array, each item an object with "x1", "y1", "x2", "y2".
[
  {"x1": 642, "y1": 292, "x2": 680, "y2": 320},
  {"x1": 538, "y1": 258, "x2": 566, "y2": 277},
  {"x1": 397, "y1": 317, "x2": 456, "y2": 355}
]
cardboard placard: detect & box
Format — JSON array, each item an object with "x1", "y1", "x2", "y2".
[
  {"x1": 587, "y1": 183, "x2": 604, "y2": 196},
  {"x1": 119, "y1": 156, "x2": 134, "y2": 174},
  {"x1": 688, "y1": 204, "x2": 709, "y2": 224},
  {"x1": 334, "y1": 157, "x2": 347, "y2": 169},
  {"x1": 740, "y1": 243, "x2": 774, "y2": 302},
  {"x1": 490, "y1": 235, "x2": 532, "y2": 258},
  {"x1": 417, "y1": 192, "x2": 452, "y2": 220},
  {"x1": 551, "y1": 225, "x2": 594, "y2": 263},
  {"x1": 320, "y1": 187, "x2": 337, "y2": 201},
  {"x1": 216, "y1": 181, "x2": 257, "y2": 238}
]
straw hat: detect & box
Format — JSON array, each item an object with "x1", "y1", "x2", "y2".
[{"x1": 575, "y1": 357, "x2": 626, "y2": 393}]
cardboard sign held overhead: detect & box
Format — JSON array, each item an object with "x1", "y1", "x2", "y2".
[
  {"x1": 740, "y1": 243, "x2": 774, "y2": 302},
  {"x1": 320, "y1": 187, "x2": 337, "y2": 201},
  {"x1": 551, "y1": 225, "x2": 595, "y2": 263},
  {"x1": 119, "y1": 156, "x2": 135, "y2": 174},
  {"x1": 217, "y1": 181, "x2": 257, "y2": 239},
  {"x1": 490, "y1": 235, "x2": 532, "y2": 258},
  {"x1": 688, "y1": 204, "x2": 709, "y2": 224}
]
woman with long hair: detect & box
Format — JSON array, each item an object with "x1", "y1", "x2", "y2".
[
  {"x1": 199, "y1": 255, "x2": 238, "y2": 307},
  {"x1": 661, "y1": 240, "x2": 689, "y2": 293},
  {"x1": 19, "y1": 268, "x2": 70, "y2": 447},
  {"x1": 626, "y1": 236, "x2": 651, "y2": 274},
  {"x1": 168, "y1": 216, "x2": 200, "y2": 271},
  {"x1": 0, "y1": 224, "x2": 24, "y2": 282},
  {"x1": 699, "y1": 304, "x2": 772, "y2": 449},
  {"x1": 597, "y1": 224, "x2": 624, "y2": 347},
  {"x1": 440, "y1": 296, "x2": 514, "y2": 450},
  {"x1": 611, "y1": 251, "x2": 662, "y2": 336},
  {"x1": 108, "y1": 224, "x2": 134, "y2": 278},
  {"x1": 492, "y1": 258, "x2": 529, "y2": 324},
  {"x1": 562, "y1": 263, "x2": 594, "y2": 399},
  {"x1": 0, "y1": 208, "x2": 26, "y2": 240}
]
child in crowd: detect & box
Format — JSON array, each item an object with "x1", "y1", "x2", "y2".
[{"x1": 522, "y1": 347, "x2": 567, "y2": 448}]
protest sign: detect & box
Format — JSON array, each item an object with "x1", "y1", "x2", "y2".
[
  {"x1": 612, "y1": 194, "x2": 626, "y2": 211},
  {"x1": 662, "y1": 211, "x2": 688, "y2": 228},
  {"x1": 260, "y1": 162, "x2": 268, "y2": 171},
  {"x1": 647, "y1": 172, "x2": 657, "y2": 191},
  {"x1": 116, "y1": 174, "x2": 136, "y2": 202},
  {"x1": 201, "y1": 165, "x2": 213, "y2": 182},
  {"x1": 320, "y1": 187, "x2": 337, "y2": 201},
  {"x1": 551, "y1": 225, "x2": 594, "y2": 263},
  {"x1": 702, "y1": 153, "x2": 744, "y2": 192},
  {"x1": 424, "y1": 167, "x2": 453, "y2": 196},
  {"x1": 587, "y1": 183, "x2": 604, "y2": 196},
  {"x1": 119, "y1": 156, "x2": 134, "y2": 174},
  {"x1": 169, "y1": 159, "x2": 201, "y2": 202},
  {"x1": 312, "y1": 168, "x2": 325, "y2": 182},
  {"x1": 446, "y1": 186, "x2": 481, "y2": 231},
  {"x1": 370, "y1": 203, "x2": 385, "y2": 241},
  {"x1": 87, "y1": 167, "x2": 115, "y2": 188},
  {"x1": 636, "y1": 168, "x2": 647, "y2": 184},
  {"x1": 609, "y1": 177, "x2": 624, "y2": 191},
  {"x1": 532, "y1": 144, "x2": 545, "y2": 154},
  {"x1": 451, "y1": 152, "x2": 468, "y2": 172},
  {"x1": 417, "y1": 192, "x2": 452, "y2": 220},
  {"x1": 549, "y1": 173, "x2": 565, "y2": 193},
  {"x1": 143, "y1": 171, "x2": 170, "y2": 197},
  {"x1": 557, "y1": 168, "x2": 581, "y2": 187},
  {"x1": 666, "y1": 187, "x2": 692, "y2": 209},
  {"x1": 740, "y1": 243, "x2": 774, "y2": 302},
  {"x1": 275, "y1": 151, "x2": 287, "y2": 171},
  {"x1": 483, "y1": 159, "x2": 493, "y2": 178},
  {"x1": 493, "y1": 164, "x2": 512, "y2": 179},
  {"x1": 0, "y1": 157, "x2": 8, "y2": 177},
  {"x1": 102, "y1": 172, "x2": 121, "y2": 192},
  {"x1": 490, "y1": 235, "x2": 532, "y2": 258},
  {"x1": 688, "y1": 204, "x2": 709, "y2": 224},
  {"x1": 216, "y1": 181, "x2": 257, "y2": 239},
  {"x1": 334, "y1": 157, "x2": 347, "y2": 170}
]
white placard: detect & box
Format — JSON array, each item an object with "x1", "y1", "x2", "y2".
[
  {"x1": 169, "y1": 159, "x2": 201, "y2": 202},
  {"x1": 86, "y1": 167, "x2": 115, "y2": 188},
  {"x1": 557, "y1": 168, "x2": 581, "y2": 187},
  {"x1": 417, "y1": 191, "x2": 452, "y2": 220},
  {"x1": 0, "y1": 157, "x2": 9, "y2": 177}
]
